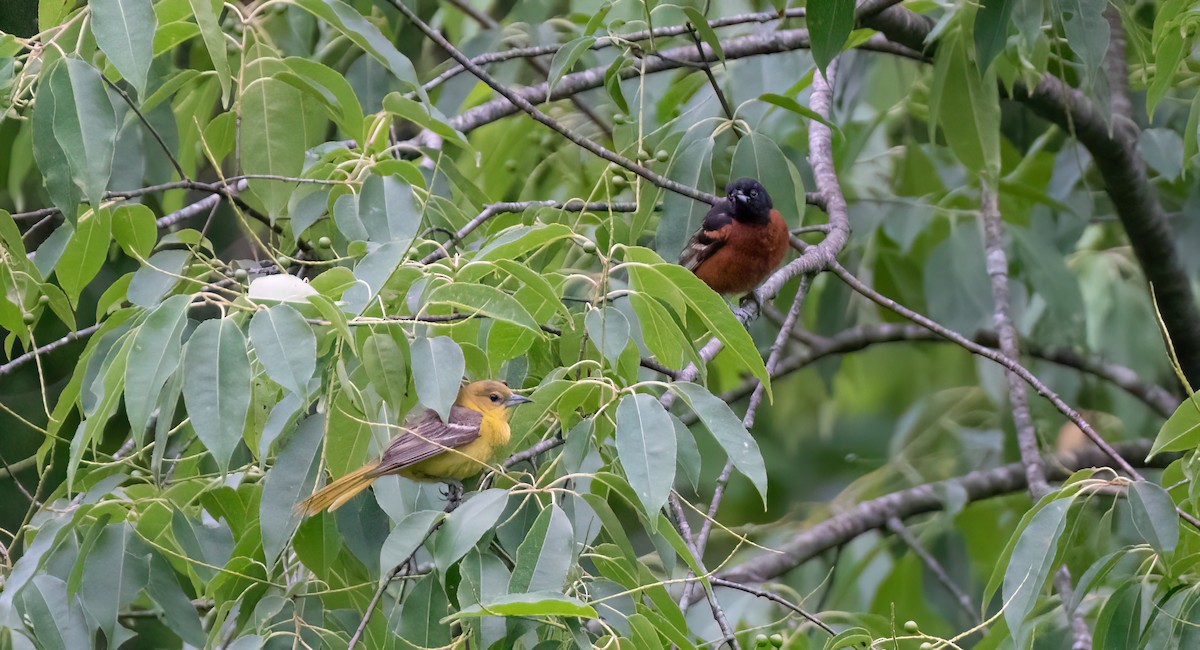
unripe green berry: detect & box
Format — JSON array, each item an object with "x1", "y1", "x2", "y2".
[
  {"x1": 22, "y1": 311, "x2": 35, "y2": 324},
  {"x1": 904, "y1": 621, "x2": 919, "y2": 634},
  {"x1": 504, "y1": 159, "x2": 518, "y2": 172},
  {"x1": 37, "y1": 294, "x2": 50, "y2": 305},
  {"x1": 234, "y1": 269, "x2": 249, "y2": 281},
  {"x1": 638, "y1": 148, "x2": 650, "y2": 161},
  {"x1": 613, "y1": 113, "x2": 626, "y2": 124},
  {"x1": 277, "y1": 255, "x2": 292, "y2": 266},
  {"x1": 919, "y1": 644, "x2": 933, "y2": 650},
  {"x1": 612, "y1": 174, "x2": 627, "y2": 187},
  {"x1": 769, "y1": 633, "x2": 783, "y2": 647},
  {"x1": 580, "y1": 240, "x2": 597, "y2": 254},
  {"x1": 753, "y1": 634, "x2": 770, "y2": 649},
  {"x1": 655, "y1": 149, "x2": 669, "y2": 162},
  {"x1": 318, "y1": 236, "x2": 332, "y2": 249}
]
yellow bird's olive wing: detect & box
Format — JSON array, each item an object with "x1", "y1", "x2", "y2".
[{"x1": 376, "y1": 406, "x2": 483, "y2": 472}]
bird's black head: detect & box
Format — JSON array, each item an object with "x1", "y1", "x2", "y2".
[{"x1": 725, "y1": 178, "x2": 773, "y2": 224}]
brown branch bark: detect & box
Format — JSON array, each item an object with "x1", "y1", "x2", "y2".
[{"x1": 719, "y1": 440, "x2": 1167, "y2": 584}]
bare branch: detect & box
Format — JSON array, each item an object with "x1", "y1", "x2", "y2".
[{"x1": 719, "y1": 440, "x2": 1167, "y2": 584}]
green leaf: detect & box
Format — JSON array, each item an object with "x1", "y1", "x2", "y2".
[
  {"x1": 1150, "y1": 397, "x2": 1200, "y2": 456},
  {"x1": 18, "y1": 576, "x2": 90, "y2": 650},
  {"x1": 974, "y1": 0, "x2": 1015, "y2": 70},
  {"x1": 1128, "y1": 480, "x2": 1179, "y2": 554},
  {"x1": 188, "y1": 0, "x2": 231, "y2": 104},
  {"x1": 656, "y1": 135, "x2": 713, "y2": 262},
  {"x1": 182, "y1": 317, "x2": 251, "y2": 472},
  {"x1": 1139, "y1": 128, "x2": 1185, "y2": 181},
  {"x1": 431, "y1": 489, "x2": 508, "y2": 573},
  {"x1": 807, "y1": 0, "x2": 855, "y2": 77},
  {"x1": 448, "y1": 592, "x2": 597, "y2": 621},
  {"x1": 249, "y1": 304, "x2": 317, "y2": 397},
  {"x1": 614, "y1": 393, "x2": 676, "y2": 521},
  {"x1": 111, "y1": 204, "x2": 156, "y2": 260},
  {"x1": 474, "y1": 223, "x2": 575, "y2": 262},
  {"x1": 124, "y1": 293, "x2": 190, "y2": 438},
  {"x1": 32, "y1": 60, "x2": 81, "y2": 220},
  {"x1": 672, "y1": 382, "x2": 768, "y2": 502},
  {"x1": 547, "y1": 36, "x2": 596, "y2": 93},
  {"x1": 930, "y1": 29, "x2": 1001, "y2": 179},
  {"x1": 604, "y1": 54, "x2": 630, "y2": 114},
  {"x1": 240, "y1": 76, "x2": 306, "y2": 218},
  {"x1": 291, "y1": 0, "x2": 420, "y2": 89},
  {"x1": 1003, "y1": 498, "x2": 1071, "y2": 639},
  {"x1": 79, "y1": 524, "x2": 150, "y2": 642},
  {"x1": 410, "y1": 335, "x2": 465, "y2": 422},
  {"x1": 671, "y1": 415, "x2": 702, "y2": 491},
  {"x1": 55, "y1": 206, "x2": 112, "y2": 303},
  {"x1": 395, "y1": 574, "x2": 452, "y2": 648},
  {"x1": 283, "y1": 57, "x2": 365, "y2": 140},
  {"x1": 343, "y1": 241, "x2": 408, "y2": 314},
  {"x1": 379, "y1": 510, "x2": 444, "y2": 579},
  {"x1": 508, "y1": 504, "x2": 574, "y2": 594},
  {"x1": 628, "y1": 293, "x2": 690, "y2": 370},
  {"x1": 822, "y1": 627, "x2": 873, "y2": 650},
  {"x1": 382, "y1": 93, "x2": 471, "y2": 150},
  {"x1": 128, "y1": 249, "x2": 191, "y2": 307},
  {"x1": 52, "y1": 59, "x2": 118, "y2": 208},
  {"x1": 1092, "y1": 582, "x2": 1142, "y2": 650},
  {"x1": 1053, "y1": 0, "x2": 1109, "y2": 87},
  {"x1": 682, "y1": 8, "x2": 724, "y2": 63},
  {"x1": 90, "y1": 0, "x2": 156, "y2": 96},
  {"x1": 357, "y1": 172, "x2": 421, "y2": 245},
  {"x1": 145, "y1": 554, "x2": 205, "y2": 647},
  {"x1": 260, "y1": 414, "x2": 325, "y2": 566},
  {"x1": 584, "y1": 306, "x2": 630, "y2": 364},
  {"x1": 757, "y1": 92, "x2": 837, "y2": 130},
  {"x1": 362, "y1": 333, "x2": 408, "y2": 409},
  {"x1": 654, "y1": 263, "x2": 771, "y2": 389}
]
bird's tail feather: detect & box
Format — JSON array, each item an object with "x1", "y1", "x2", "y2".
[{"x1": 295, "y1": 462, "x2": 381, "y2": 516}]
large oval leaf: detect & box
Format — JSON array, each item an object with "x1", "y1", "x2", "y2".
[
  {"x1": 182, "y1": 317, "x2": 251, "y2": 472},
  {"x1": 614, "y1": 393, "x2": 676, "y2": 520},
  {"x1": 249, "y1": 304, "x2": 317, "y2": 397},
  {"x1": 124, "y1": 294, "x2": 190, "y2": 438},
  {"x1": 90, "y1": 0, "x2": 156, "y2": 96},
  {"x1": 410, "y1": 335, "x2": 465, "y2": 422}
]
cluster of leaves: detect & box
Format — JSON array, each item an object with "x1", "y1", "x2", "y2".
[{"x1": 3, "y1": 0, "x2": 1200, "y2": 648}]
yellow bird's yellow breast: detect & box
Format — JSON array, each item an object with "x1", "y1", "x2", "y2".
[{"x1": 399, "y1": 413, "x2": 511, "y2": 481}]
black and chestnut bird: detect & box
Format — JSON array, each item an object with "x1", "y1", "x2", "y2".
[
  {"x1": 296, "y1": 380, "x2": 532, "y2": 515},
  {"x1": 680, "y1": 178, "x2": 789, "y2": 295}
]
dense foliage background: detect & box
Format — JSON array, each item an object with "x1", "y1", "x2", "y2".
[{"x1": 3, "y1": 0, "x2": 1200, "y2": 647}]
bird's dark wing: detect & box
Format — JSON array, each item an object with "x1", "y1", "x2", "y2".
[
  {"x1": 679, "y1": 200, "x2": 735, "y2": 271},
  {"x1": 377, "y1": 406, "x2": 483, "y2": 472}
]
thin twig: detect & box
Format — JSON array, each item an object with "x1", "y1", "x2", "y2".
[
  {"x1": 0, "y1": 324, "x2": 100, "y2": 376},
  {"x1": 885, "y1": 517, "x2": 981, "y2": 627},
  {"x1": 710, "y1": 578, "x2": 836, "y2": 636},
  {"x1": 385, "y1": 0, "x2": 720, "y2": 204},
  {"x1": 101, "y1": 75, "x2": 187, "y2": 180}
]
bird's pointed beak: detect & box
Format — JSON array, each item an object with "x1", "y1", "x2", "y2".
[
  {"x1": 505, "y1": 394, "x2": 533, "y2": 407},
  {"x1": 732, "y1": 190, "x2": 749, "y2": 204}
]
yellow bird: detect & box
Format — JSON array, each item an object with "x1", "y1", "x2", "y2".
[{"x1": 296, "y1": 380, "x2": 532, "y2": 515}]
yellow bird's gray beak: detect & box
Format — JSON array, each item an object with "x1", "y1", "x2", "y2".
[{"x1": 505, "y1": 394, "x2": 533, "y2": 407}]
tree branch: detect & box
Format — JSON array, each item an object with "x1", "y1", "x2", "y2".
[
  {"x1": 385, "y1": 0, "x2": 720, "y2": 204},
  {"x1": 719, "y1": 440, "x2": 1168, "y2": 584},
  {"x1": 860, "y1": 4, "x2": 1200, "y2": 388}
]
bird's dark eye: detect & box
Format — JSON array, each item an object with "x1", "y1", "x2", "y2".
[
  {"x1": 489, "y1": 393, "x2": 501, "y2": 403},
  {"x1": 750, "y1": 189, "x2": 759, "y2": 197}
]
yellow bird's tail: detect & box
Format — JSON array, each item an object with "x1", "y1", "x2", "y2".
[{"x1": 295, "y1": 462, "x2": 382, "y2": 516}]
